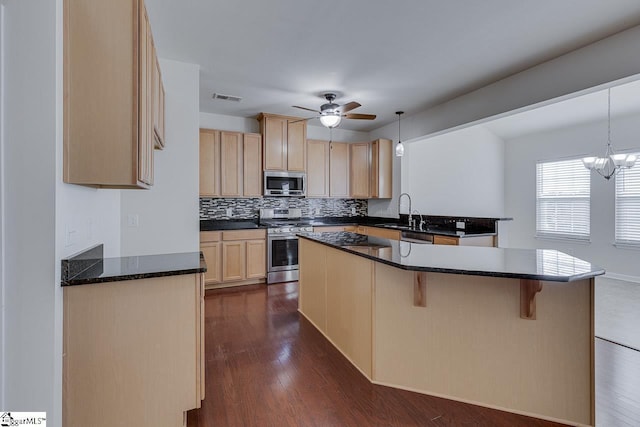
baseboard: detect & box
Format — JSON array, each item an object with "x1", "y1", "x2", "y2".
[{"x1": 602, "y1": 272, "x2": 640, "y2": 285}]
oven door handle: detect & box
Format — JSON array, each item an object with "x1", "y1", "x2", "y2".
[{"x1": 268, "y1": 235, "x2": 299, "y2": 240}]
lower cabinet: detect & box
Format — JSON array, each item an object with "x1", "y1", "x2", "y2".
[
  {"x1": 312, "y1": 225, "x2": 357, "y2": 233},
  {"x1": 355, "y1": 225, "x2": 401, "y2": 240},
  {"x1": 201, "y1": 229, "x2": 266, "y2": 288},
  {"x1": 433, "y1": 235, "x2": 496, "y2": 247},
  {"x1": 63, "y1": 273, "x2": 205, "y2": 427}
]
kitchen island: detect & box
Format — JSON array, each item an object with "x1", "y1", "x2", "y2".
[
  {"x1": 298, "y1": 232, "x2": 604, "y2": 427},
  {"x1": 61, "y1": 245, "x2": 207, "y2": 427}
]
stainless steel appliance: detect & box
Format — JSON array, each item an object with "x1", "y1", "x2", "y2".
[
  {"x1": 264, "y1": 171, "x2": 306, "y2": 197},
  {"x1": 260, "y1": 208, "x2": 312, "y2": 284}
]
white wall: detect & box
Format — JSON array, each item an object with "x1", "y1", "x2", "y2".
[
  {"x1": 401, "y1": 127, "x2": 505, "y2": 218},
  {"x1": 0, "y1": 0, "x2": 5, "y2": 409},
  {"x1": 120, "y1": 59, "x2": 200, "y2": 256},
  {"x1": 503, "y1": 114, "x2": 640, "y2": 279},
  {"x1": 369, "y1": 24, "x2": 640, "y2": 218},
  {"x1": 199, "y1": 112, "x2": 369, "y2": 142}
]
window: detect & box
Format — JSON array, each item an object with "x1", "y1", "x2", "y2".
[
  {"x1": 615, "y1": 156, "x2": 640, "y2": 246},
  {"x1": 536, "y1": 158, "x2": 590, "y2": 240}
]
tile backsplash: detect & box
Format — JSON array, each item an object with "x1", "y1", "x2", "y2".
[{"x1": 200, "y1": 197, "x2": 368, "y2": 220}]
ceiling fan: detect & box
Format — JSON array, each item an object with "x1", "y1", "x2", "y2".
[{"x1": 292, "y1": 93, "x2": 376, "y2": 128}]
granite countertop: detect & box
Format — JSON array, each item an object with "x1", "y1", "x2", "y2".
[
  {"x1": 61, "y1": 244, "x2": 207, "y2": 286},
  {"x1": 199, "y1": 216, "x2": 502, "y2": 237},
  {"x1": 298, "y1": 232, "x2": 605, "y2": 282}
]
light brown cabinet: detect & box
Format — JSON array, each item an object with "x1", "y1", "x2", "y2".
[
  {"x1": 64, "y1": 0, "x2": 163, "y2": 188},
  {"x1": 220, "y1": 131, "x2": 243, "y2": 197},
  {"x1": 433, "y1": 235, "x2": 496, "y2": 247},
  {"x1": 200, "y1": 230, "x2": 266, "y2": 288},
  {"x1": 350, "y1": 142, "x2": 371, "y2": 198},
  {"x1": 370, "y1": 138, "x2": 393, "y2": 198},
  {"x1": 200, "y1": 231, "x2": 222, "y2": 285},
  {"x1": 307, "y1": 139, "x2": 330, "y2": 197},
  {"x1": 63, "y1": 273, "x2": 204, "y2": 426},
  {"x1": 199, "y1": 130, "x2": 221, "y2": 197},
  {"x1": 243, "y1": 133, "x2": 263, "y2": 197},
  {"x1": 307, "y1": 139, "x2": 351, "y2": 198},
  {"x1": 152, "y1": 56, "x2": 165, "y2": 149},
  {"x1": 258, "y1": 113, "x2": 307, "y2": 172},
  {"x1": 330, "y1": 142, "x2": 350, "y2": 197},
  {"x1": 199, "y1": 129, "x2": 262, "y2": 198},
  {"x1": 355, "y1": 225, "x2": 401, "y2": 240}
]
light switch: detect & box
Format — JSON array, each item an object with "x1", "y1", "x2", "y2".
[{"x1": 127, "y1": 214, "x2": 139, "y2": 227}]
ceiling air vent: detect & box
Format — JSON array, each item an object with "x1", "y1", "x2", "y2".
[{"x1": 212, "y1": 93, "x2": 242, "y2": 102}]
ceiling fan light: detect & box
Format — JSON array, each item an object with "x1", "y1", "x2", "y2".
[{"x1": 320, "y1": 114, "x2": 341, "y2": 128}]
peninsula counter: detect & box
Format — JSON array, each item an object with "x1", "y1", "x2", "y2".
[{"x1": 298, "y1": 232, "x2": 604, "y2": 426}]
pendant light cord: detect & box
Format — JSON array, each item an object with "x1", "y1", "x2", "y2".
[{"x1": 607, "y1": 88, "x2": 611, "y2": 146}]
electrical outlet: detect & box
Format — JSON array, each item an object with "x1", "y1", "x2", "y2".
[
  {"x1": 456, "y1": 221, "x2": 465, "y2": 229},
  {"x1": 315, "y1": 207, "x2": 321, "y2": 215},
  {"x1": 226, "y1": 208, "x2": 233, "y2": 217},
  {"x1": 65, "y1": 225, "x2": 77, "y2": 247},
  {"x1": 351, "y1": 207, "x2": 356, "y2": 215},
  {"x1": 127, "y1": 214, "x2": 139, "y2": 227}
]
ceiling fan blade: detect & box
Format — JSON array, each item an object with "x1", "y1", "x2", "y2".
[
  {"x1": 292, "y1": 105, "x2": 320, "y2": 113},
  {"x1": 341, "y1": 101, "x2": 361, "y2": 113},
  {"x1": 344, "y1": 113, "x2": 376, "y2": 120},
  {"x1": 289, "y1": 116, "x2": 318, "y2": 124}
]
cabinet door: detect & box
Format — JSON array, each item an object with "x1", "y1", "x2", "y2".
[
  {"x1": 222, "y1": 241, "x2": 245, "y2": 282},
  {"x1": 329, "y1": 142, "x2": 350, "y2": 197},
  {"x1": 137, "y1": 7, "x2": 154, "y2": 186},
  {"x1": 200, "y1": 242, "x2": 221, "y2": 284},
  {"x1": 243, "y1": 133, "x2": 263, "y2": 197},
  {"x1": 350, "y1": 142, "x2": 370, "y2": 198},
  {"x1": 371, "y1": 138, "x2": 392, "y2": 198},
  {"x1": 245, "y1": 240, "x2": 266, "y2": 279},
  {"x1": 199, "y1": 129, "x2": 220, "y2": 197},
  {"x1": 287, "y1": 120, "x2": 306, "y2": 171},
  {"x1": 307, "y1": 139, "x2": 330, "y2": 197},
  {"x1": 220, "y1": 131, "x2": 243, "y2": 197},
  {"x1": 152, "y1": 56, "x2": 165, "y2": 149},
  {"x1": 263, "y1": 116, "x2": 287, "y2": 171}
]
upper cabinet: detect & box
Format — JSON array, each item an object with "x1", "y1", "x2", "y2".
[
  {"x1": 64, "y1": 0, "x2": 164, "y2": 188},
  {"x1": 199, "y1": 129, "x2": 262, "y2": 198},
  {"x1": 258, "y1": 113, "x2": 307, "y2": 172},
  {"x1": 152, "y1": 56, "x2": 166, "y2": 149},
  {"x1": 370, "y1": 138, "x2": 393, "y2": 199},
  {"x1": 350, "y1": 142, "x2": 371, "y2": 198},
  {"x1": 306, "y1": 139, "x2": 351, "y2": 198}
]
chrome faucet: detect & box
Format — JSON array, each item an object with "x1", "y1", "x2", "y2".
[
  {"x1": 412, "y1": 209, "x2": 426, "y2": 231},
  {"x1": 398, "y1": 193, "x2": 412, "y2": 228}
]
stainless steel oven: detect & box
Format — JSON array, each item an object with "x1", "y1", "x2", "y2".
[{"x1": 260, "y1": 208, "x2": 312, "y2": 284}]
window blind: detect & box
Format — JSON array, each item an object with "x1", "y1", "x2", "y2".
[
  {"x1": 615, "y1": 156, "x2": 640, "y2": 246},
  {"x1": 536, "y1": 158, "x2": 590, "y2": 240}
]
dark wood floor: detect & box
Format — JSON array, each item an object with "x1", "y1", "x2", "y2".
[{"x1": 188, "y1": 282, "x2": 639, "y2": 427}]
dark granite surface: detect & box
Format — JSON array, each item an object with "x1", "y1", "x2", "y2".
[
  {"x1": 200, "y1": 219, "x2": 265, "y2": 230},
  {"x1": 299, "y1": 232, "x2": 605, "y2": 282},
  {"x1": 62, "y1": 247, "x2": 207, "y2": 286},
  {"x1": 200, "y1": 215, "x2": 503, "y2": 237}
]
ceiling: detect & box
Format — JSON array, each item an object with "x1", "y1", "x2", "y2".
[
  {"x1": 484, "y1": 78, "x2": 640, "y2": 140},
  {"x1": 145, "y1": 0, "x2": 640, "y2": 132}
]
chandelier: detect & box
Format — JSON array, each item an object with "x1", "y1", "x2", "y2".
[{"x1": 582, "y1": 88, "x2": 636, "y2": 180}]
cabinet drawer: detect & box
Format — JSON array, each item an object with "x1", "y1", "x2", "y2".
[
  {"x1": 222, "y1": 229, "x2": 266, "y2": 241},
  {"x1": 200, "y1": 231, "x2": 221, "y2": 243},
  {"x1": 433, "y1": 235, "x2": 459, "y2": 245}
]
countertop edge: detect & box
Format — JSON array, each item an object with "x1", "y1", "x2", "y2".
[{"x1": 298, "y1": 234, "x2": 605, "y2": 283}]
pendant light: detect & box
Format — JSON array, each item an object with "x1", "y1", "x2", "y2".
[
  {"x1": 395, "y1": 111, "x2": 405, "y2": 157},
  {"x1": 582, "y1": 88, "x2": 637, "y2": 180}
]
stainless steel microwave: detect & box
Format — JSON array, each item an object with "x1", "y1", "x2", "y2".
[{"x1": 264, "y1": 171, "x2": 306, "y2": 196}]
